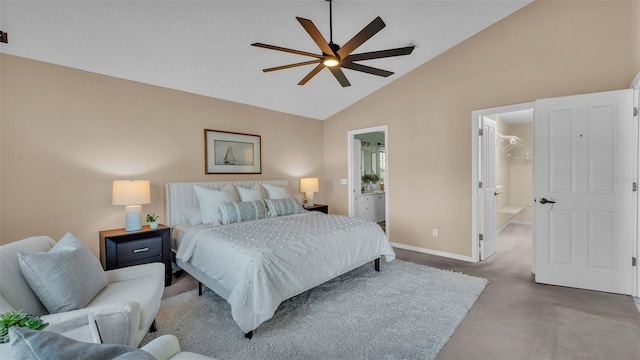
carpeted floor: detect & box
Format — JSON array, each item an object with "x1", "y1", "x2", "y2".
[
  {"x1": 400, "y1": 224, "x2": 640, "y2": 360},
  {"x1": 158, "y1": 224, "x2": 640, "y2": 359},
  {"x1": 144, "y1": 260, "x2": 487, "y2": 359}
]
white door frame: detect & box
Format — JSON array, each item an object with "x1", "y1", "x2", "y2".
[
  {"x1": 348, "y1": 125, "x2": 389, "y2": 234},
  {"x1": 632, "y1": 73, "x2": 640, "y2": 297},
  {"x1": 471, "y1": 102, "x2": 534, "y2": 262}
]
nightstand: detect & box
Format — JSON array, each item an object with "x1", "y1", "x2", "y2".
[
  {"x1": 99, "y1": 225, "x2": 172, "y2": 286},
  {"x1": 304, "y1": 204, "x2": 328, "y2": 214}
]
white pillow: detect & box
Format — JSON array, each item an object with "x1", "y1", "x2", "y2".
[
  {"x1": 236, "y1": 186, "x2": 266, "y2": 202},
  {"x1": 194, "y1": 184, "x2": 239, "y2": 225},
  {"x1": 182, "y1": 207, "x2": 203, "y2": 225},
  {"x1": 261, "y1": 183, "x2": 292, "y2": 199}
]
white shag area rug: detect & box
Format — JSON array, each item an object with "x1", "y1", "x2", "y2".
[{"x1": 142, "y1": 260, "x2": 488, "y2": 359}]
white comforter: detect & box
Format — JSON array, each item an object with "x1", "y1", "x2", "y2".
[{"x1": 176, "y1": 211, "x2": 395, "y2": 333}]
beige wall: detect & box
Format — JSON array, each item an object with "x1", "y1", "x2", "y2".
[
  {"x1": 0, "y1": 55, "x2": 324, "y2": 255},
  {"x1": 324, "y1": 1, "x2": 640, "y2": 257},
  {"x1": 2, "y1": 1, "x2": 639, "y2": 260}
]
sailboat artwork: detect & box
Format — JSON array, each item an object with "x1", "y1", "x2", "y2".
[
  {"x1": 214, "y1": 140, "x2": 254, "y2": 166},
  {"x1": 223, "y1": 146, "x2": 236, "y2": 165},
  {"x1": 205, "y1": 130, "x2": 262, "y2": 174}
]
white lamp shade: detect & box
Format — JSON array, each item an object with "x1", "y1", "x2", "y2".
[
  {"x1": 112, "y1": 180, "x2": 151, "y2": 205},
  {"x1": 300, "y1": 178, "x2": 319, "y2": 193}
]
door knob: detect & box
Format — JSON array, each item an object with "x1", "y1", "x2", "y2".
[{"x1": 539, "y1": 197, "x2": 556, "y2": 204}]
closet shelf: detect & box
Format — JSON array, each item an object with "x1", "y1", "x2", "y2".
[
  {"x1": 499, "y1": 206, "x2": 525, "y2": 215},
  {"x1": 507, "y1": 152, "x2": 532, "y2": 160}
]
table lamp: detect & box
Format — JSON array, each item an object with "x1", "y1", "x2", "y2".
[
  {"x1": 112, "y1": 180, "x2": 151, "y2": 231},
  {"x1": 300, "y1": 177, "x2": 319, "y2": 208}
]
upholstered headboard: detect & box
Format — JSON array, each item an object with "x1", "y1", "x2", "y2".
[{"x1": 164, "y1": 180, "x2": 289, "y2": 228}]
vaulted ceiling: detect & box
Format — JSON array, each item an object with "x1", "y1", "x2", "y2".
[{"x1": 0, "y1": 1, "x2": 532, "y2": 120}]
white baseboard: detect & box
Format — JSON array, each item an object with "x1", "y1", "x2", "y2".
[{"x1": 390, "y1": 242, "x2": 475, "y2": 263}]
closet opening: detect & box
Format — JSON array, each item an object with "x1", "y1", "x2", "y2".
[{"x1": 471, "y1": 103, "x2": 533, "y2": 262}]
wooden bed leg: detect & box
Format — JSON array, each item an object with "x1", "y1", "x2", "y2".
[
  {"x1": 198, "y1": 282, "x2": 203, "y2": 296},
  {"x1": 150, "y1": 320, "x2": 158, "y2": 332},
  {"x1": 244, "y1": 331, "x2": 253, "y2": 339},
  {"x1": 375, "y1": 258, "x2": 380, "y2": 272}
]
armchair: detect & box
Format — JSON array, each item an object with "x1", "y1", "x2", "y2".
[{"x1": 0, "y1": 235, "x2": 164, "y2": 347}]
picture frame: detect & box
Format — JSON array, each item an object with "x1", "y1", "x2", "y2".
[{"x1": 204, "y1": 129, "x2": 262, "y2": 174}]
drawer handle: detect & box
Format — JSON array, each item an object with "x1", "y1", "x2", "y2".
[{"x1": 133, "y1": 247, "x2": 149, "y2": 253}]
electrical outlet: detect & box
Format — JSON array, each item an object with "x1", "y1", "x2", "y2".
[{"x1": 432, "y1": 229, "x2": 438, "y2": 237}]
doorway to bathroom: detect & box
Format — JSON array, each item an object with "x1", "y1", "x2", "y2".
[{"x1": 348, "y1": 126, "x2": 388, "y2": 234}]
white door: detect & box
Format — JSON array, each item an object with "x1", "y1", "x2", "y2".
[
  {"x1": 534, "y1": 89, "x2": 635, "y2": 294},
  {"x1": 480, "y1": 117, "x2": 497, "y2": 260},
  {"x1": 351, "y1": 139, "x2": 362, "y2": 217}
]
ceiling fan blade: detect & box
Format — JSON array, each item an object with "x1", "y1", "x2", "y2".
[
  {"x1": 296, "y1": 17, "x2": 336, "y2": 56},
  {"x1": 298, "y1": 63, "x2": 326, "y2": 85},
  {"x1": 341, "y1": 62, "x2": 393, "y2": 77},
  {"x1": 337, "y1": 16, "x2": 386, "y2": 59},
  {"x1": 251, "y1": 43, "x2": 324, "y2": 59},
  {"x1": 329, "y1": 67, "x2": 351, "y2": 87},
  {"x1": 263, "y1": 60, "x2": 322, "y2": 73},
  {"x1": 344, "y1": 46, "x2": 415, "y2": 62}
]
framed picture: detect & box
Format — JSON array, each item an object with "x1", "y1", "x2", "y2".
[{"x1": 205, "y1": 129, "x2": 262, "y2": 174}]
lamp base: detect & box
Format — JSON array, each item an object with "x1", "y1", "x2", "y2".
[
  {"x1": 124, "y1": 205, "x2": 142, "y2": 231},
  {"x1": 304, "y1": 192, "x2": 315, "y2": 208}
]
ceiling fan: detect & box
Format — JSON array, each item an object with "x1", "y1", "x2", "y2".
[{"x1": 251, "y1": 0, "x2": 415, "y2": 87}]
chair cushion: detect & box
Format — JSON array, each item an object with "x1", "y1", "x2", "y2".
[
  {"x1": 88, "y1": 275, "x2": 163, "y2": 333},
  {"x1": 18, "y1": 233, "x2": 108, "y2": 314},
  {"x1": 9, "y1": 327, "x2": 154, "y2": 360}
]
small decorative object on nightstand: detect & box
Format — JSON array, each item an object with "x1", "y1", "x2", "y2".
[
  {"x1": 99, "y1": 225, "x2": 172, "y2": 286},
  {"x1": 304, "y1": 204, "x2": 328, "y2": 214},
  {"x1": 146, "y1": 213, "x2": 159, "y2": 230}
]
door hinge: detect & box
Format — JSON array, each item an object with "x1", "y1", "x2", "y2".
[
  {"x1": 634, "y1": 107, "x2": 638, "y2": 117},
  {"x1": 633, "y1": 257, "x2": 637, "y2": 267},
  {"x1": 479, "y1": 129, "x2": 484, "y2": 136},
  {"x1": 479, "y1": 234, "x2": 484, "y2": 241},
  {"x1": 479, "y1": 181, "x2": 483, "y2": 188},
  {"x1": 634, "y1": 182, "x2": 637, "y2": 192}
]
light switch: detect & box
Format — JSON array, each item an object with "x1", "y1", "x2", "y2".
[{"x1": 340, "y1": 178, "x2": 348, "y2": 185}]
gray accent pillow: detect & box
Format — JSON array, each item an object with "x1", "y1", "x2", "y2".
[
  {"x1": 18, "y1": 232, "x2": 108, "y2": 314},
  {"x1": 219, "y1": 200, "x2": 267, "y2": 224},
  {"x1": 264, "y1": 198, "x2": 305, "y2": 217},
  {"x1": 9, "y1": 327, "x2": 154, "y2": 360}
]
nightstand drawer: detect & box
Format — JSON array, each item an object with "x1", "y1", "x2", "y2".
[
  {"x1": 116, "y1": 237, "x2": 162, "y2": 263},
  {"x1": 119, "y1": 255, "x2": 163, "y2": 269}
]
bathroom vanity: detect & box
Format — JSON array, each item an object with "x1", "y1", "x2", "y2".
[{"x1": 353, "y1": 191, "x2": 385, "y2": 223}]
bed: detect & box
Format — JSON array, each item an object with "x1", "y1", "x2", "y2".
[{"x1": 165, "y1": 180, "x2": 395, "y2": 338}]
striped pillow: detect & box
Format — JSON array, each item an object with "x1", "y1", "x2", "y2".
[
  {"x1": 219, "y1": 200, "x2": 267, "y2": 225},
  {"x1": 264, "y1": 198, "x2": 305, "y2": 217}
]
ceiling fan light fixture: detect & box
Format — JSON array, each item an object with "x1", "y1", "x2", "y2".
[
  {"x1": 251, "y1": 0, "x2": 415, "y2": 87},
  {"x1": 323, "y1": 57, "x2": 340, "y2": 67}
]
